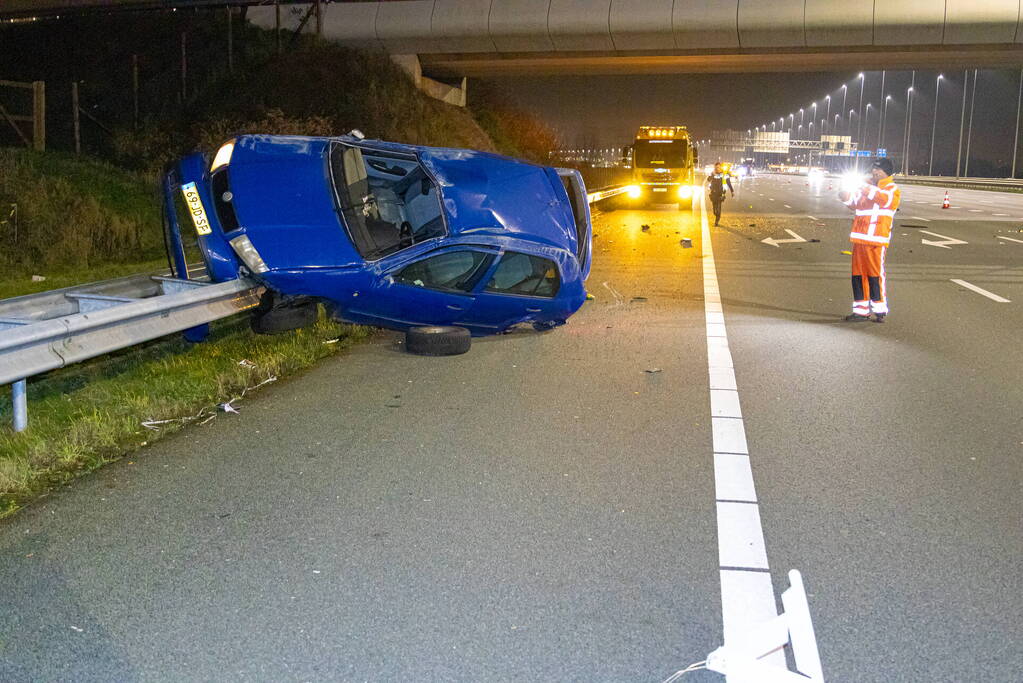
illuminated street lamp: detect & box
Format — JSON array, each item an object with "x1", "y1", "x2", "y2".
[
  {"x1": 841, "y1": 84, "x2": 849, "y2": 134},
  {"x1": 903, "y1": 76, "x2": 916, "y2": 175},
  {"x1": 825, "y1": 95, "x2": 831, "y2": 134},
  {"x1": 880, "y1": 94, "x2": 892, "y2": 149},
  {"x1": 928, "y1": 74, "x2": 944, "y2": 176},
  {"x1": 856, "y1": 73, "x2": 866, "y2": 148},
  {"x1": 863, "y1": 103, "x2": 873, "y2": 150}
]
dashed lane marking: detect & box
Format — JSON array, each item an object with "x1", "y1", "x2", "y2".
[
  {"x1": 910, "y1": 217, "x2": 932, "y2": 222},
  {"x1": 950, "y1": 279, "x2": 1011, "y2": 303}
]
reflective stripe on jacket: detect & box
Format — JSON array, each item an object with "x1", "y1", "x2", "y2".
[{"x1": 844, "y1": 176, "x2": 900, "y2": 246}]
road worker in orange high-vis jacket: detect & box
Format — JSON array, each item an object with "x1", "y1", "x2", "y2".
[{"x1": 837, "y1": 158, "x2": 900, "y2": 323}]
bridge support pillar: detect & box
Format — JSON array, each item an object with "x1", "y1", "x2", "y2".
[{"x1": 392, "y1": 54, "x2": 466, "y2": 108}]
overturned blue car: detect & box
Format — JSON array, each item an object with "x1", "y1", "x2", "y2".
[{"x1": 163, "y1": 133, "x2": 592, "y2": 353}]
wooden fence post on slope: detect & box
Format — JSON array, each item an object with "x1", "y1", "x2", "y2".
[
  {"x1": 72, "y1": 81, "x2": 80, "y2": 155},
  {"x1": 32, "y1": 80, "x2": 45, "y2": 151}
]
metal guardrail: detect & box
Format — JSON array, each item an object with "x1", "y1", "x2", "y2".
[
  {"x1": 896, "y1": 175, "x2": 1023, "y2": 193},
  {"x1": 1, "y1": 270, "x2": 261, "y2": 432}
]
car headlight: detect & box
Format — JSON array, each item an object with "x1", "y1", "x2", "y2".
[
  {"x1": 229, "y1": 234, "x2": 269, "y2": 274},
  {"x1": 626, "y1": 185, "x2": 642, "y2": 199},
  {"x1": 210, "y1": 140, "x2": 235, "y2": 172},
  {"x1": 677, "y1": 185, "x2": 693, "y2": 199}
]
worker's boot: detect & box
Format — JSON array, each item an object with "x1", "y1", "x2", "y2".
[
  {"x1": 843, "y1": 313, "x2": 870, "y2": 322},
  {"x1": 873, "y1": 313, "x2": 886, "y2": 323}
]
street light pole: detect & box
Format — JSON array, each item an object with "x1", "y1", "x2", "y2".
[
  {"x1": 1013, "y1": 67, "x2": 1023, "y2": 178},
  {"x1": 880, "y1": 95, "x2": 891, "y2": 149},
  {"x1": 825, "y1": 95, "x2": 831, "y2": 135},
  {"x1": 864, "y1": 103, "x2": 873, "y2": 151},
  {"x1": 929, "y1": 74, "x2": 943, "y2": 175},
  {"x1": 856, "y1": 72, "x2": 866, "y2": 149},
  {"x1": 841, "y1": 84, "x2": 848, "y2": 134},
  {"x1": 965, "y1": 68, "x2": 977, "y2": 177},
  {"x1": 903, "y1": 71, "x2": 916, "y2": 175},
  {"x1": 956, "y1": 69, "x2": 968, "y2": 178}
]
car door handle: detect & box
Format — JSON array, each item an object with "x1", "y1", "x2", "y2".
[
  {"x1": 446, "y1": 304, "x2": 463, "y2": 311},
  {"x1": 526, "y1": 308, "x2": 542, "y2": 313}
]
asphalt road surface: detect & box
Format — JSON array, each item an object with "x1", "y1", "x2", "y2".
[{"x1": 1, "y1": 174, "x2": 1021, "y2": 682}]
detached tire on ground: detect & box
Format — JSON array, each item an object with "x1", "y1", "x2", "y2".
[
  {"x1": 250, "y1": 299, "x2": 319, "y2": 334},
  {"x1": 405, "y1": 326, "x2": 471, "y2": 356}
]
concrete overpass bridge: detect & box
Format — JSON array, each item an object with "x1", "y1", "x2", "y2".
[{"x1": 243, "y1": 0, "x2": 1023, "y2": 76}]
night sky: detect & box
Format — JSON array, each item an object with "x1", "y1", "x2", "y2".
[{"x1": 493, "y1": 68, "x2": 1023, "y2": 176}]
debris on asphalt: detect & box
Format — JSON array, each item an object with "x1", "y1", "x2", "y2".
[
  {"x1": 809, "y1": 238, "x2": 820, "y2": 243},
  {"x1": 748, "y1": 223, "x2": 756, "y2": 227},
  {"x1": 385, "y1": 395, "x2": 402, "y2": 408},
  {"x1": 217, "y1": 402, "x2": 240, "y2": 414},
  {"x1": 585, "y1": 293, "x2": 596, "y2": 300},
  {"x1": 680, "y1": 238, "x2": 693, "y2": 248},
  {"x1": 645, "y1": 368, "x2": 662, "y2": 374},
  {"x1": 841, "y1": 250, "x2": 852, "y2": 255},
  {"x1": 631, "y1": 296, "x2": 648, "y2": 302},
  {"x1": 641, "y1": 224, "x2": 651, "y2": 231}
]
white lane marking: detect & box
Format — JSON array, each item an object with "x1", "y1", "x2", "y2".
[
  {"x1": 716, "y1": 502, "x2": 770, "y2": 569},
  {"x1": 714, "y1": 454, "x2": 758, "y2": 502},
  {"x1": 711, "y1": 389, "x2": 743, "y2": 418},
  {"x1": 993, "y1": 213, "x2": 1009, "y2": 216},
  {"x1": 920, "y1": 230, "x2": 968, "y2": 249},
  {"x1": 968, "y1": 209, "x2": 983, "y2": 213},
  {"x1": 701, "y1": 192, "x2": 801, "y2": 672},
  {"x1": 712, "y1": 418, "x2": 749, "y2": 454},
  {"x1": 910, "y1": 216, "x2": 931, "y2": 222},
  {"x1": 950, "y1": 279, "x2": 1012, "y2": 302},
  {"x1": 720, "y1": 570, "x2": 780, "y2": 647},
  {"x1": 768, "y1": 198, "x2": 775, "y2": 202},
  {"x1": 997, "y1": 235, "x2": 1023, "y2": 244},
  {"x1": 807, "y1": 215, "x2": 818, "y2": 221},
  {"x1": 784, "y1": 204, "x2": 792, "y2": 208}
]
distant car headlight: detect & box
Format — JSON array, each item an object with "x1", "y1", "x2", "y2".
[
  {"x1": 807, "y1": 169, "x2": 824, "y2": 183},
  {"x1": 626, "y1": 184, "x2": 642, "y2": 199},
  {"x1": 210, "y1": 141, "x2": 235, "y2": 172},
  {"x1": 677, "y1": 185, "x2": 693, "y2": 199},
  {"x1": 229, "y1": 234, "x2": 269, "y2": 274}
]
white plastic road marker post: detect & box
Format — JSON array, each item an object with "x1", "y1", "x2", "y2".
[
  {"x1": 700, "y1": 194, "x2": 825, "y2": 682},
  {"x1": 705, "y1": 570, "x2": 825, "y2": 682}
]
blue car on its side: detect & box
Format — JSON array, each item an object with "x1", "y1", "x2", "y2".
[{"x1": 163, "y1": 133, "x2": 592, "y2": 346}]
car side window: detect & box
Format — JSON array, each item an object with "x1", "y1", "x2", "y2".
[
  {"x1": 485, "y1": 252, "x2": 560, "y2": 298},
  {"x1": 394, "y1": 250, "x2": 493, "y2": 293}
]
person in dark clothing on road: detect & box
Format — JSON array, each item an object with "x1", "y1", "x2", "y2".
[{"x1": 705, "y1": 162, "x2": 735, "y2": 226}]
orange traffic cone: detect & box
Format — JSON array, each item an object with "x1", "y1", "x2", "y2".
[
  {"x1": 942, "y1": 190, "x2": 950, "y2": 209},
  {"x1": 828, "y1": 181, "x2": 833, "y2": 191}
]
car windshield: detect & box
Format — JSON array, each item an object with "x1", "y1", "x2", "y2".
[
  {"x1": 328, "y1": 142, "x2": 446, "y2": 259},
  {"x1": 634, "y1": 139, "x2": 688, "y2": 168}
]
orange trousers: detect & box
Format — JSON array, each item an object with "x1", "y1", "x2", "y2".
[{"x1": 850, "y1": 243, "x2": 888, "y2": 315}]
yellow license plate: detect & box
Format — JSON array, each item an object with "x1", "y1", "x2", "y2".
[{"x1": 181, "y1": 181, "x2": 212, "y2": 236}]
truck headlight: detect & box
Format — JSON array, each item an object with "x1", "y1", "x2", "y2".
[
  {"x1": 229, "y1": 234, "x2": 269, "y2": 274},
  {"x1": 677, "y1": 185, "x2": 693, "y2": 199},
  {"x1": 210, "y1": 140, "x2": 235, "y2": 172},
  {"x1": 626, "y1": 185, "x2": 642, "y2": 199}
]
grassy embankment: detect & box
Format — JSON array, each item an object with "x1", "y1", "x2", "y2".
[{"x1": 0, "y1": 26, "x2": 561, "y2": 517}]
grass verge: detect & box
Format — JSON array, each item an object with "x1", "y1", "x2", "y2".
[{"x1": 0, "y1": 312, "x2": 371, "y2": 519}]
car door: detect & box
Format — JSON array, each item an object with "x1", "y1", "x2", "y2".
[
  {"x1": 459, "y1": 250, "x2": 563, "y2": 333},
  {"x1": 347, "y1": 247, "x2": 496, "y2": 329}
]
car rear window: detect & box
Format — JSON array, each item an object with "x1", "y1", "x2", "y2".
[{"x1": 485, "y1": 252, "x2": 560, "y2": 298}]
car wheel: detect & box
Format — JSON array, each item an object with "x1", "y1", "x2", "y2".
[
  {"x1": 251, "y1": 299, "x2": 319, "y2": 334},
  {"x1": 405, "y1": 325, "x2": 471, "y2": 356},
  {"x1": 532, "y1": 320, "x2": 563, "y2": 332}
]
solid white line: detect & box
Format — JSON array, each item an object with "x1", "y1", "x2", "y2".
[
  {"x1": 997, "y1": 235, "x2": 1023, "y2": 244},
  {"x1": 709, "y1": 367, "x2": 738, "y2": 391},
  {"x1": 714, "y1": 453, "x2": 758, "y2": 502},
  {"x1": 716, "y1": 502, "x2": 770, "y2": 569},
  {"x1": 712, "y1": 417, "x2": 749, "y2": 454},
  {"x1": 720, "y1": 570, "x2": 783, "y2": 654},
  {"x1": 993, "y1": 213, "x2": 1009, "y2": 216},
  {"x1": 711, "y1": 389, "x2": 743, "y2": 418},
  {"x1": 950, "y1": 279, "x2": 1011, "y2": 303},
  {"x1": 807, "y1": 215, "x2": 818, "y2": 220},
  {"x1": 910, "y1": 216, "x2": 931, "y2": 222}
]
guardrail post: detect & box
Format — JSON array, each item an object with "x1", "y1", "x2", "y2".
[{"x1": 12, "y1": 379, "x2": 27, "y2": 432}]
